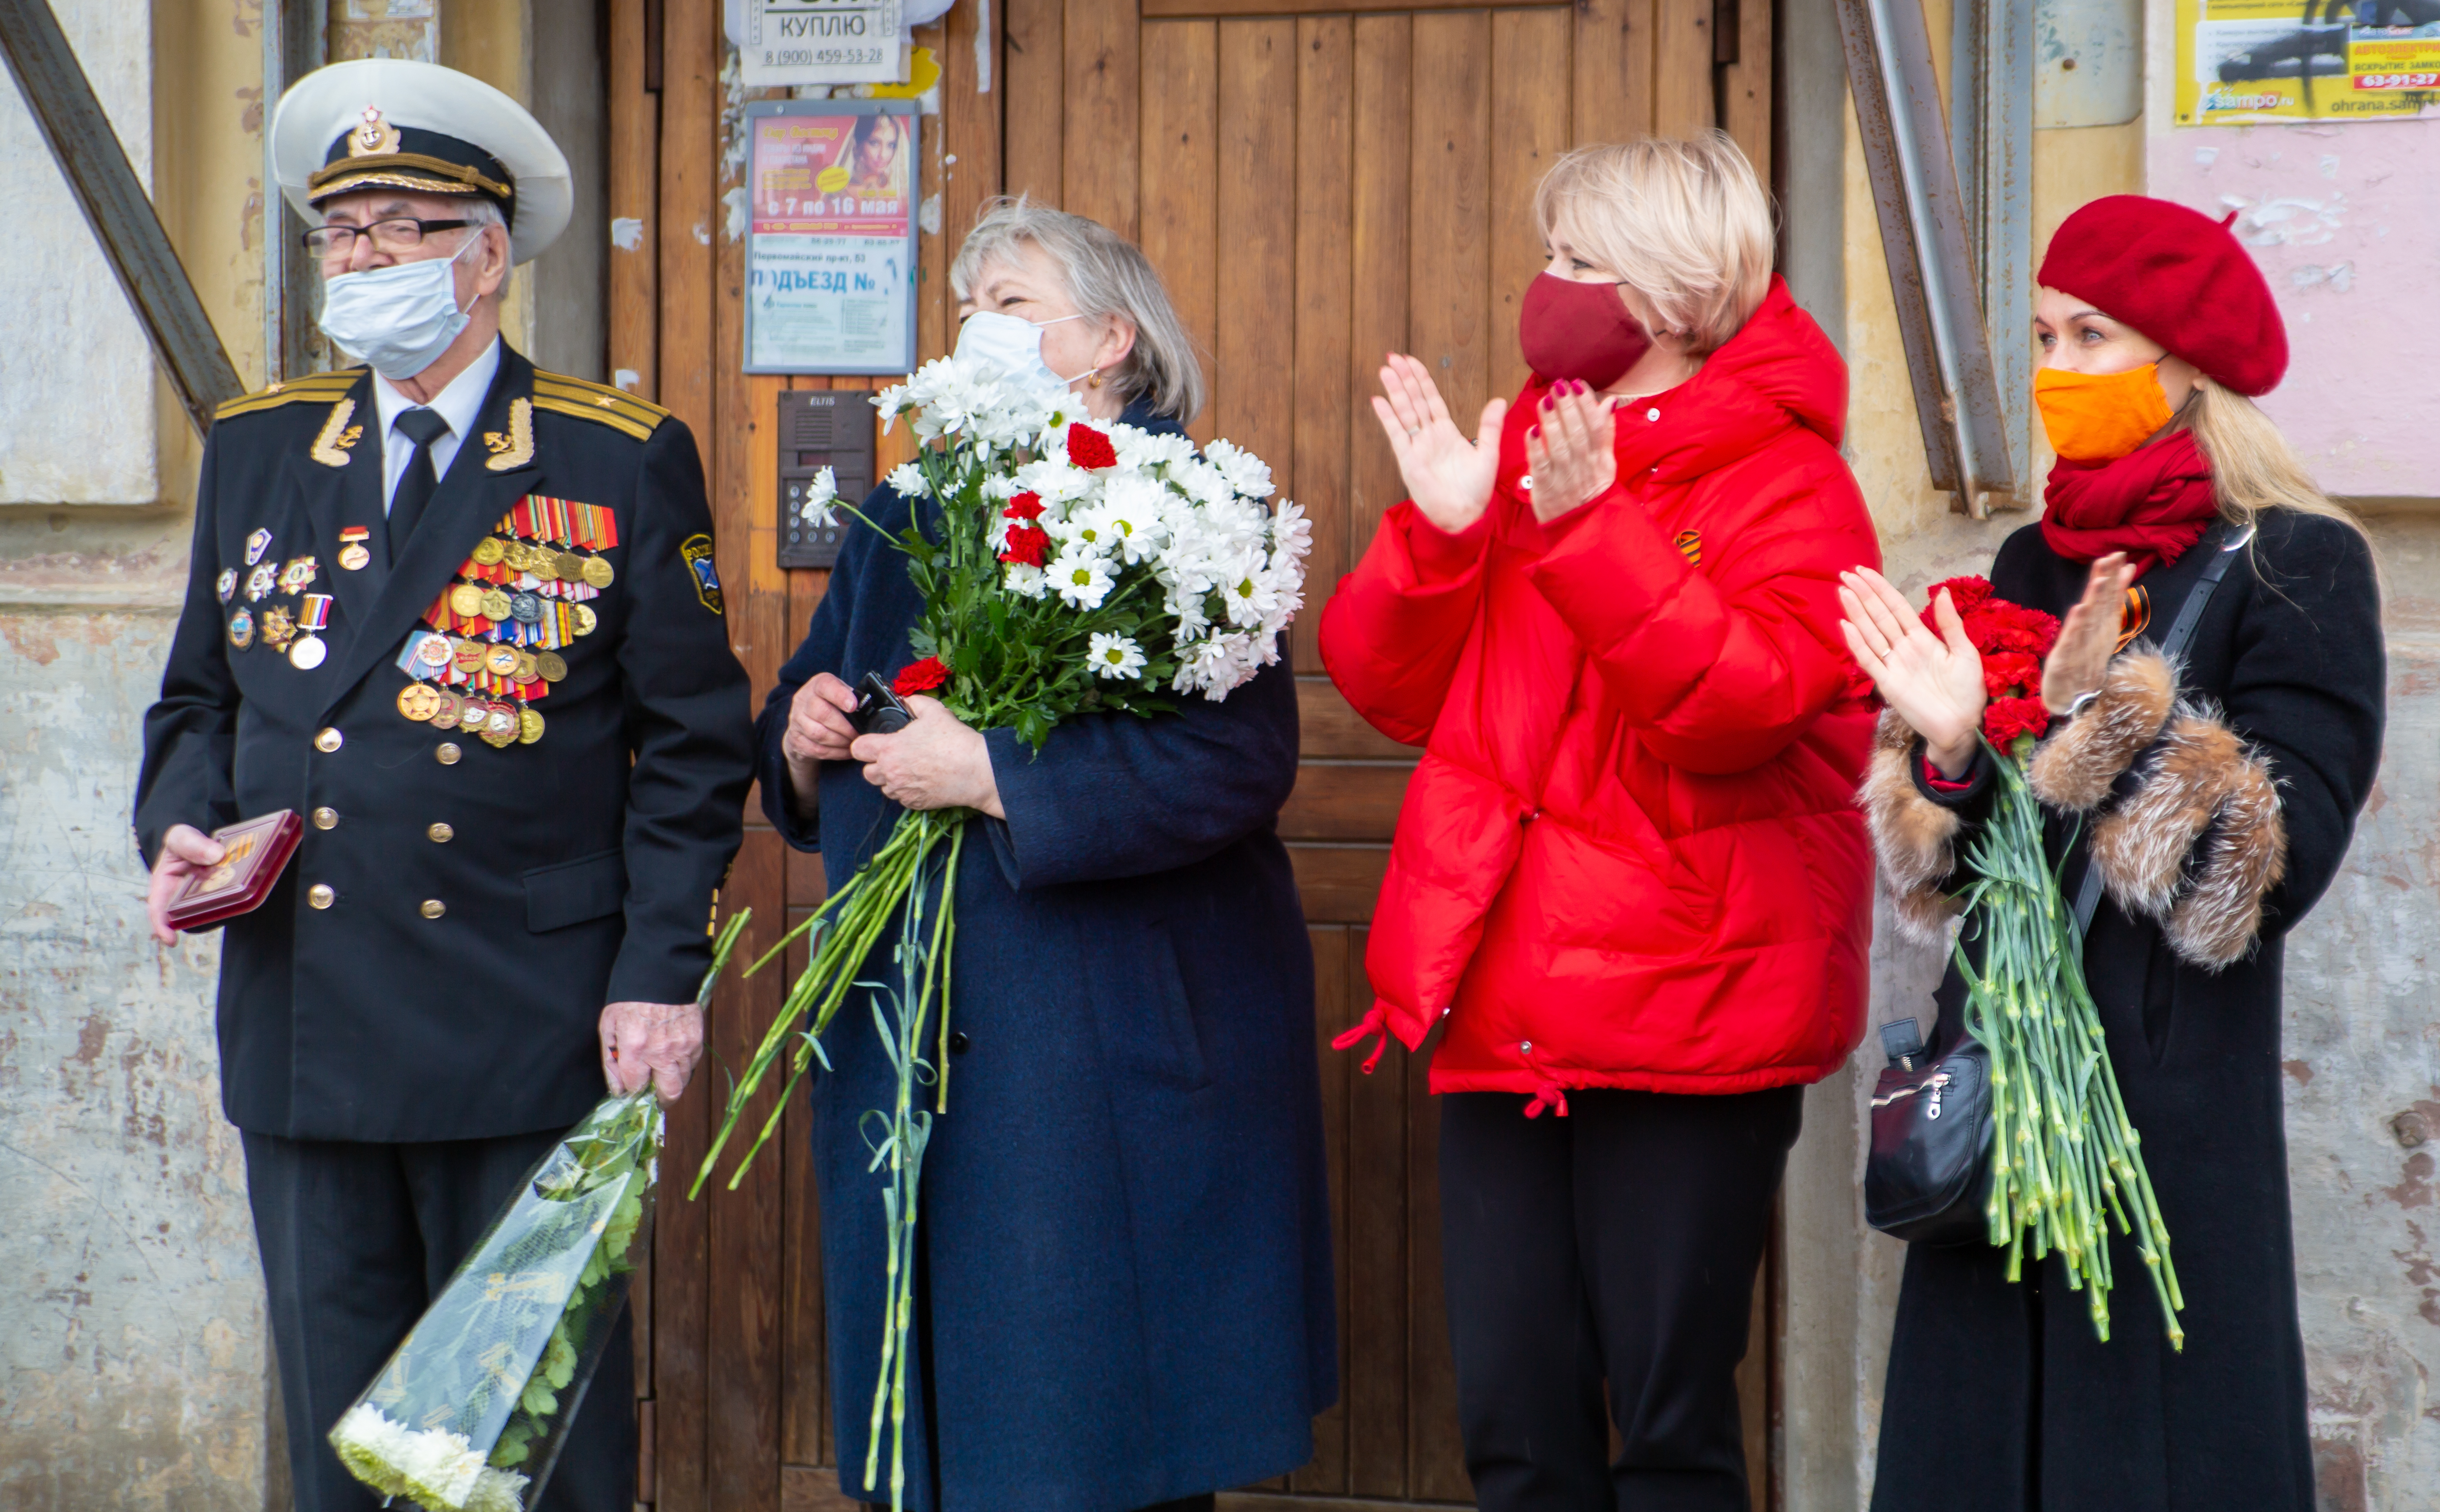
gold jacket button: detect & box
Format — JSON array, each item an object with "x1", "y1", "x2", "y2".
[
  {"x1": 427, "y1": 822, "x2": 455, "y2": 843},
  {"x1": 314, "y1": 727, "x2": 344, "y2": 753},
  {"x1": 435, "y1": 742, "x2": 462, "y2": 765},
  {"x1": 311, "y1": 807, "x2": 338, "y2": 830},
  {"x1": 420, "y1": 899, "x2": 446, "y2": 919},
  {"x1": 307, "y1": 883, "x2": 335, "y2": 909}
]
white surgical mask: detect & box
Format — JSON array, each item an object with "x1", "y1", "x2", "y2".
[
  {"x1": 317, "y1": 230, "x2": 482, "y2": 382},
  {"x1": 954, "y1": 309, "x2": 1099, "y2": 395}
]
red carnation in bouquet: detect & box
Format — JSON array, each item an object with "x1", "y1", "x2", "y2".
[
  {"x1": 1065, "y1": 423, "x2": 1118, "y2": 471},
  {"x1": 892, "y1": 657, "x2": 950, "y2": 697},
  {"x1": 1922, "y1": 576, "x2": 2061, "y2": 748}
]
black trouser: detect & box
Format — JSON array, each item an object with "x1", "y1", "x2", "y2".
[
  {"x1": 243, "y1": 1128, "x2": 636, "y2": 1512},
  {"x1": 1439, "y1": 1086, "x2": 1802, "y2": 1512}
]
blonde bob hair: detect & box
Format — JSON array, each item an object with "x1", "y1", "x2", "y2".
[
  {"x1": 1534, "y1": 132, "x2": 1775, "y2": 356},
  {"x1": 950, "y1": 196, "x2": 1206, "y2": 423}
]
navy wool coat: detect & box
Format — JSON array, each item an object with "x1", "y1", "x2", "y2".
[{"x1": 754, "y1": 407, "x2": 1337, "y2": 1512}]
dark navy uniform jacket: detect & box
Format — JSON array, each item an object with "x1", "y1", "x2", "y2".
[
  {"x1": 136, "y1": 346, "x2": 754, "y2": 1143},
  {"x1": 753, "y1": 404, "x2": 1336, "y2": 1512}
]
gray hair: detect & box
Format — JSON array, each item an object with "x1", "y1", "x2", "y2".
[
  {"x1": 456, "y1": 197, "x2": 511, "y2": 300},
  {"x1": 950, "y1": 196, "x2": 1205, "y2": 423}
]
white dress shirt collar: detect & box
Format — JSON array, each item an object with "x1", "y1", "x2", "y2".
[{"x1": 373, "y1": 337, "x2": 502, "y2": 511}]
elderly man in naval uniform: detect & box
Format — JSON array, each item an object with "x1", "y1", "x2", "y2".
[{"x1": 132, "y1": 58, "x2": 753, "y2": 1511}]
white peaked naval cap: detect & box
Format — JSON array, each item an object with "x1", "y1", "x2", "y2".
[{"x1": 270, "y1": 58, "x2": 572, "y2": 265}]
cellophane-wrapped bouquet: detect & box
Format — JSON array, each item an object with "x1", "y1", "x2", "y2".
[
  {"x1": 1928, "y1": 577, "x2": 2185, "y2": 1347},
  {"x1": 329, "y1": 913, "x2": 750, "y2": 1510},
  {"x1": 693, "y1": 355, "x2": 1309, "y2": 1508}
]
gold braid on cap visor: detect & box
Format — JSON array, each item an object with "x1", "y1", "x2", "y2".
[{"x1": 307, "y1": 152, "x2": 515, "y2": 205}]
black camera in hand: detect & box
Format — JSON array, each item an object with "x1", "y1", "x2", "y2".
[{"x1": 851, "y1": 671, "x2": 913, "y2": 737}]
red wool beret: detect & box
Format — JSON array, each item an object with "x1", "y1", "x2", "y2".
[{"x1": 2037, "y1": 194, "x2": 2288, "y2": 397}]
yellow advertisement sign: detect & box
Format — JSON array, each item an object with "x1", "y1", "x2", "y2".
[{"x1": 2176, "y1": 0, "x2": 2440, "y2": 124}]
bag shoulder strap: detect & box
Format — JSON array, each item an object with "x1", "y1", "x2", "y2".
[{"x1": 2070, "y1": 522, "x2": 2251, "y2": 935}]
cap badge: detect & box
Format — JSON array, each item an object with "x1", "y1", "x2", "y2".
[{"x1": 351, "y1": 106, "x2": 402, "y2": 158}]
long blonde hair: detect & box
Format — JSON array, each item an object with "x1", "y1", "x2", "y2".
[{"x1": 2177, "y1": 378, "x2": 2368, "y2": 548}]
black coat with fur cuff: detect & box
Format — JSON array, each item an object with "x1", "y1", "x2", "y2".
[{"x1": 1864, "y1": 508, "x2": 2384, "y2": 1512}]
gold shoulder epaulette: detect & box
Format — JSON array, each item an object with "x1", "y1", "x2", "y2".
[
  {"x1": 213, "y1": 368, "x2": 365, "y2": 422},
  {"x1": 531, "y1": 371, "x2": 671, "y2": 443}
]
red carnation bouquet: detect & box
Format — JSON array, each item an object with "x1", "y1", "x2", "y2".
[{"x1": 1920, "y1": 577, "x2": 2184, "y2": 1348}]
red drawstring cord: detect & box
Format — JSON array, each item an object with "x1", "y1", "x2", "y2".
[
  {"x1": 1520, "y1": 1043, "x2": 1570, "y2": 1119},
  {"x1": 1331, "y1": 1005, "x2": 1391, "y2": 1074}
]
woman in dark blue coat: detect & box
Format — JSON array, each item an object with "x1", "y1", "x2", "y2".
[{"x1": 754, "y1": 199, "x2": 1335, "y2": 1512}]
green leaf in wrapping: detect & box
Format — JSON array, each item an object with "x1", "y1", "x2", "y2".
[
  {"x1": 543, "y1": 1331, "x2": 579, "y2": 1391},
  {"x1": 520, "y1": 1376, "x2": 558, "y2": 1420}
]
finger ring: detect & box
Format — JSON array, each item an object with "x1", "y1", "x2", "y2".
[{"x1": 1408, "y1": 428, "x2": 1422, "y2": 440}]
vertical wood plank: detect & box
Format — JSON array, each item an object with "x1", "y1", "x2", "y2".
[
  {"x1": 707, "y1": 830, "x2": 787, "y2": 1512},
  {"x1": 1346, "y1": 15, "x2": 1411, "y2": 573},
  {"x1": 1212, "y1": 19, "x2": 1297, "y2": 465},
  {"x1": 1487, "y1": 8, "x2": 1572, "y2": 404},
  {"x1": 1003, "y1": 0, "x2": 1064, "y2": 203},
  {"x1": 1137, "y1": 20, "x2": 1219, "y2": 443},
  {"x1": 1289, "y1": 15, "x2": 1352, "y2": 676},
  {"x1": 1571, "y1": 0, "x2": 1655, "y2": 146},
  {"x1": 1344, "y1": 920, "x2": 1408, "y2": 1500},
  {"x1": 942, "y1": 0, "x2": 1006, "y2": 253},
  {"x1": 1720, "y1": 0, "x2": 1773, "y2": 187},
  {"x1": 779, "y1": 568, "x2": 831, "y2": 1474},
  {"x1": 1406, "y1": 11, "x2": 1493, "y2": 469},
  {"x1": 609, "y1": 0, "x2": 659, "y2": 401},
  {"x1": 1653, "y1": 0, "x2": 1717, "y2": 136},
  {"x1": 653, "y1": 0, "x2": 719, "y2": 1505},
  {"x1": 1289, "y1": 923, "x2": 1354, "y2": 1495},
  {"x1": 912, "y1": 19, "x2": 956, "y2": 365},
  {"x1": 1062, "y1": 0, "x2": 1140, "y2": 236}
]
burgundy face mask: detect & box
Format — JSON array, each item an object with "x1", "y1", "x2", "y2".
[{"x1": 1518, "y1": 272, "x2": 1651, "y2": 388}]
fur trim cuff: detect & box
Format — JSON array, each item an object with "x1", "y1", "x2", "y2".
[
  {"x1": 1859, "y1": 708, "x2": 1965, "y2": 944},
  {"x1": 2028, "y1": 649, "x2": 2177, "y2": 811},
  {"x1": 2086, "y1": 711, "x2": 2286, "y2": 970}
]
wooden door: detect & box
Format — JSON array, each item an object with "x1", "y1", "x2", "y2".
[{"x1": 609, "y1": 0, "x2": 1776, "y2": 1506}]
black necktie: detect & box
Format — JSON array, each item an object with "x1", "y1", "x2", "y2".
[{"x1": 388, "y1": 407, "x2": 453, "y2": 555}]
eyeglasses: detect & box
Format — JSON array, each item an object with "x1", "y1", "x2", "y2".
[{"x1": 302, "y1": 218, "x2": 476, "y2": 258}]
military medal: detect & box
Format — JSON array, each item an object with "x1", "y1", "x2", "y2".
[
  {"x1": 288, "y1": 594, "x2": 333, "y2": 669},
  {"x1": 512, "y1": 648, "x2": 540, "y2": 685},
  {"x1": 398, "y1": 682, "x2": 442, "y2": 721},
  {"x1": 480, "y1": 700, "x2": 519, "y2": 748},
  {"x1": 449, "y1": 582, "x2": 486, "y2": 618},
  {"x1": 471, "y1": 536, "x2": 508, "y2": 567},
  {"x1": 216, "y1": 568, "x2": 238, "y2": 602},
  {"x1": 259, "y1": 606, "x2": 297, "y2": 651},
  {"x1": 227, "y1": 607, "x2": 254, "y2": 649},
  {"x1": 337, "y1": 526, "x2": 372, "y2": 572},
  {"x1": 517, "y1": 705, "x2": 546, "y2": 744},
  {"x1": 244, "y1": 528, "x2": 272, "y2": 565},
  {"x1": 537, "y1": 650, "x2": 568, "y2": 682},
  {"x1": 572, "y1": 603, "x2": 597, "y2": 637},
  {"x1": 479, "y1": 586, "x2": 515, "y2": 621},
  {"x1": 483, "y1": 642, "x2": 521, "y2": 677},
  {"x1": 509, "y1": 591, "x2": 543, "y2": 625},
  {"x1": 279, "y1": 556, "x2": 319, "y2": 594},
  {"x1": 246, "y1": 564, "x2": 278, "y2": 601},
  {"x1": 547, "y1": 550, "x2": 581, "y2": 581},
  {"x1": 413, "y1": 631, "x2": 455, "y2": 671},
  {"x1": 582, "y1": 555, "x2": 615, "y2": 589},
  {"x1": 430, "y1": 689, "x2": 464, "y2": 729}
]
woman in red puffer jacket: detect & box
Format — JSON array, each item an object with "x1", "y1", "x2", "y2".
[{"x1": 1321, "y1": 132, "x2": 1878, "y2": 1512}]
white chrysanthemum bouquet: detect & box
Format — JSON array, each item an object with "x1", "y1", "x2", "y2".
[
  {"x1": 330, "y1": 914, "x2": 748, "y2": 1512},
  {"x1": 693, "y1": 355, "x2": 1309, "y2": 1509}
]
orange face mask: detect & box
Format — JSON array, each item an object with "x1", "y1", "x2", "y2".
[{"x1": 2035, "y1": 364, "x2": 2174, "y2": 464}]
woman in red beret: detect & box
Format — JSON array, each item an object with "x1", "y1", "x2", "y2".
[{"x1": 1839, "y1": 195, "x2": 2384, "y2": 1510}]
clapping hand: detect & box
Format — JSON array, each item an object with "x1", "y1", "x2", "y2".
[
  {"x1": 1839, "y1": 567, "x2": 1987, "y2": 779},
  {"x1": 1522, "y1": 380, "x2": 1619, "y2": 521},
  {"x1": 2041, "y1": 553, "x2": 2134, "y2": 714},
  {"x1": 1370, "y1": 353, "x2": 1506, "y2": 536}
]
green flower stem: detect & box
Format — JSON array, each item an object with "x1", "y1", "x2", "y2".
[{"x1": 1951, "y1": 737, "x2": 2184, "y2": 1347}]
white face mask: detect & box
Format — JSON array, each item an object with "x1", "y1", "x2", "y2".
[
  {"x1": 954, "y1": 309, "x2": 1099, "y2": 396},
  {"x1": 317, "y1": 229, "x2": 483, "y2": 382}
]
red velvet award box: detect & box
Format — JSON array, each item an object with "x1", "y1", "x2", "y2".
[{"x1": 164, "y1": 810, "x2": 303, "y2": 932}]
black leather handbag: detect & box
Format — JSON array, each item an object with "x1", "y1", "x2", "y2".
[{"x1": 1863, "y1": 524, "x2": 2244, "y2": 1244}]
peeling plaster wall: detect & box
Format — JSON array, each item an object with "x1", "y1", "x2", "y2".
[{"x1": 0, "y1": 3, "x2": 278, "y2": 1508}]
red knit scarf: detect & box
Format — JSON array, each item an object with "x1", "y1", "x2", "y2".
[{"x1": 2040, "y1": 430, "x2": 2219, "y2": 577}]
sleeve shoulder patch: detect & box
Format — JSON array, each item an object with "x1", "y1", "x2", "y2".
[
  {"x1": 680, "y1": 532, "x2": 724, "y2": 615},
  {"x1": 532, "y1": 371, "x2": 672, "y2": 443},
  {"x1": 212, "y1": 368, "x2": 366, "y2": 422}
]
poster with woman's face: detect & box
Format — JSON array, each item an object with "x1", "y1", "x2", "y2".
[{"x1": 744, "y1": 104, "x2": 919, "y2": 374}]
